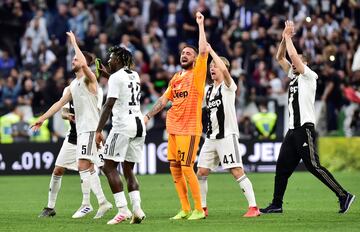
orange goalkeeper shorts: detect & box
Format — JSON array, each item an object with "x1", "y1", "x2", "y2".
[{"x1": 167, "y1": 134, "x2": 201, "y2": 166}]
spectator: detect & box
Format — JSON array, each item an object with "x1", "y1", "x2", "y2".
[
  {"x1": 11, "y1": 111, "x2": 30, "y2": 143},
  {"x1": 251, "y1": 101, "x2": 277, "y2": 140},
  {"x1": 104, "y1": 4, "x2": 128, "y2": 44},
  {"x1": 350, "y1": 108, "x2": 360, "y2": 136},
  {"x1": 163, "y1": 1, "x2": 183, "y2": 56},
  {"x1": 134, "y1": 50, "x2": 150, "y2": 75},
  {"x1": 69, "y1": 1, "x2": 90, "y2": 42},
  {"x1": 17, "y1": 78, "x2": 35, "y2": 122},
  {"x1": 0, "y1": 105, "x2": 21, "y2": 144},
  {"x1": 83, "y1": 23, "x2": 99, "y2": 52},
  {"x1": 23, "y1": 14, "x2": 49, "y2": 53},
  {"x1": 1, "y1": 76, "x2": 20, "y2": 109},
  {"x1": 48, "y1": 4, "x2": 69, "y2": 46},
  {"x1": 0, "y1": 51, "x2": 16, "y2": 78},
  {"x1": 93, "y1": 33, "x2": 111, "y2": 63},
  {"x1": 321, "y1": 62, "x2": 343, "y2": 133},
  {"x1": 21, "y1": 37, "x2": 37, "y2": 73}
]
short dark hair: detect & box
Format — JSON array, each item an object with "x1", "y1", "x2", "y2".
[
  {"x1": 183, "y1": 44, "x2": 198, "y2": 55},
  {"x1": 83, "y1": 51, "x2": 95, "y2": 66},
  {"x1": 299, "y1": 53, "x2": 310, "y2": 63}
]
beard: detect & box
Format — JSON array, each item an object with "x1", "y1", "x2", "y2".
[
  {"x1": 72, "y1": 66, "x2": 81, "y2": 73},
  {"x1": 180, "y1": 61, "x2": 193, "y2": 70}
]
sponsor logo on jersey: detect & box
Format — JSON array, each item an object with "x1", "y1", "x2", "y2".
[
  {"x1": 173, "y1": 90, "x2": 188, "y2": 99},
  {"x1": 207, "y1": 99, "x2": 222, "y2": 109},
  {"x1": 289, "y1": 86, "x2": 298, "y2": 94}
]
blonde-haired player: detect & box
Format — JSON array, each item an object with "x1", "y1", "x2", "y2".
[{"x1": 197, "y1": 44, "x2": 260, "y2": 218}]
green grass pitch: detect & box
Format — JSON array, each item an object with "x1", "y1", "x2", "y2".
[{"x1": 0, "y1": 172, "x2": 359, "y2": 232}]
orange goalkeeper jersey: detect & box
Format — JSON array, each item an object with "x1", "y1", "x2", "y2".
[{"x1": 164, "y1": 53, "x2": 208, "y2": 136}]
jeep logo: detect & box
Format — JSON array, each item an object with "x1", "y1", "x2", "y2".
[
  {"x1": 173, "y1": 90, "x2": 188, "y2": 98},
  {"x1": 290, "y1": 86, "x2": 298, "y2": 93},
  {"x1": 208, "y1": 99, "x2": 222, "y2": 109}
]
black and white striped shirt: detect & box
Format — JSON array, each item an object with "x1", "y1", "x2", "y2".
[
  {"x1": 205, "y1": 80, "x2": 239, "y2": 139},
  {"x1": 288, "y1": 65, "x2": 318, "y2": 129}
]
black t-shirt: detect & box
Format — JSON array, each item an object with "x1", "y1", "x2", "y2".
[
  {"x1": 326, "y1": 74, "x2": 342, "y2": 106},
  {"x1": 67, "y1": 100, "x2": 77, "y2": 145}
]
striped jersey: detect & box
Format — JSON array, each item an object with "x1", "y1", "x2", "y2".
[
  {"x1": 69, "y1": 76, "x2": 103, "y2": 134},
  {"x1": 164, "y1": 54, "x2": 208, "y2": 136},
  {"x1": 205, "y1": 79, "x2": 239, "y2": 139},
  {"x1": 107, "y1": 68, "x2": 145, "y2": 138},
  {"x1": 287, "y1": 65, "x2": 318, "y2": 129}
]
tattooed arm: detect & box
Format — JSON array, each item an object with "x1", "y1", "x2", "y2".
[{"x1": 144, "y1": 95, "x2": 169, "y2": 124}]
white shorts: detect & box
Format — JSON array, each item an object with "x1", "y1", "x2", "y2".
[
  {"x1": 77, "y1": 132, "x2": 104, "y2": 168},
  {"x1": 55, "y1": 137, "x2": 77, "y2": 171},
  {"x1": 103, "y1": 131, "x2": 145, "y2": 163},
  {"x1": 197, "y1": 135, "x2": 243, "y2": 170}
]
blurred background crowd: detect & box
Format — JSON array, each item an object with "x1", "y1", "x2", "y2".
[{"x1": 0, "y1": 0, "x2": 359, "y2": 143}]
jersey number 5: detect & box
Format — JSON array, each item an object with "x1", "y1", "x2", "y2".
[{"x1": 128, "y1": 82, "x2": 141, "y2": 106}]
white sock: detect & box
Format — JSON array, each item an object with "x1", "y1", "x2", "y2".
[
  {"x1": 129, "y1": 190, "x2": 141, "y2": 211},
  {"x1": 79, "y1": 169, "x2": 91, "y2": 206},
  {"x1": 47, "y1": 174, "x2": 62, "y2": 209},
  {"x1": 197, "y1": 175, "x2": 208, "y2": 208},
  {"x1": 113, "y1": 191, "x2": 129, "y2": 213},
  {"x1": 90, "y1": 170, "x2": 106, "y2": 205},
  {"x1": 237, "y1": 175, "x2": 257, "y2": 207}
]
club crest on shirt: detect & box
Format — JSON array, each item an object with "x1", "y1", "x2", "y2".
[{"x1": 173, "y1": 82, "x2": 182, "y2": 90}]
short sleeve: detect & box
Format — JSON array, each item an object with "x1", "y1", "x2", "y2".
[
  {"x1": 302, "y1": 65, "x2": 318, "y2": 80},
  {"x1": 62, "y1": 86, "x2": 70, "y2": 109},
  {"x1": 164, "y1": 85, "x2": 173, "y2": 101},
  {"x1": 288, "y1": 67, "x2": 295, "y2": 79},
  {"x1": 107, "y1": 75, "x2": 120, "y2": 99},
  {"x1": 223, "y1": 78, "x2": 237, "y2": 92}
]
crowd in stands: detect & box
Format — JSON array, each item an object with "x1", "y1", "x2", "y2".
[{"x1": 0, "y1": 0, "x2": 360, "y2": 143}]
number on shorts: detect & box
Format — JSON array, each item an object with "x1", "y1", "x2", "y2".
[
  {"x1": 104, "y1": 144, "x2": 109, "y2": 155},
  {"x1": 223, "y1": 154, "x2": 235, "y2": 164},
  {"x1": 98, "y1": 154, "x2": 104, "y2": 162},
  {"x1": 178, "y1": 150, "x2": 185, "y2": 161},
  {"x1": 81, "y1": 145, "x2": 87, "y2": 155}
]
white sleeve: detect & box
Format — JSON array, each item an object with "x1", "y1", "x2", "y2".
[
  {"x1": 224, "y1": 78, "x2": 237, "y2": 92},
  {"x1": 107, "y1": 75, "x2": 120, "y2": 99},
  {"x1": 62, "y1": 87, "x2": 70, "y2": 109},
  {"x1": 351, "y1": 46, "x2": 360, "y2": 72},
  {"x1": 97, "y1": 86, "x2": 103, "y2": 110},
  {"x1": 288, "y1": 67, "x2": 294, "y2": 79},
  {"x1": 302, "y1": 65, "x2": 318, "y2": 80}
]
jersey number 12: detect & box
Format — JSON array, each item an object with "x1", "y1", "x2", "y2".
[{"x1": 128, "y1": 82, "x2": 141, "y2": 106}]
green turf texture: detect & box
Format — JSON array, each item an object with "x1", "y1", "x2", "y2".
[{"x1": 0, "y1": 172, "x2": 359, "y2": 232}]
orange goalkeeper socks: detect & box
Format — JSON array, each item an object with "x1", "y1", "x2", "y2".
[
  {"x1": 182, "y1": 165, "x2": 203, "y2": 211},
  {"x1": 170, "y1": 164, "x2": 191, "y2": 212}
]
